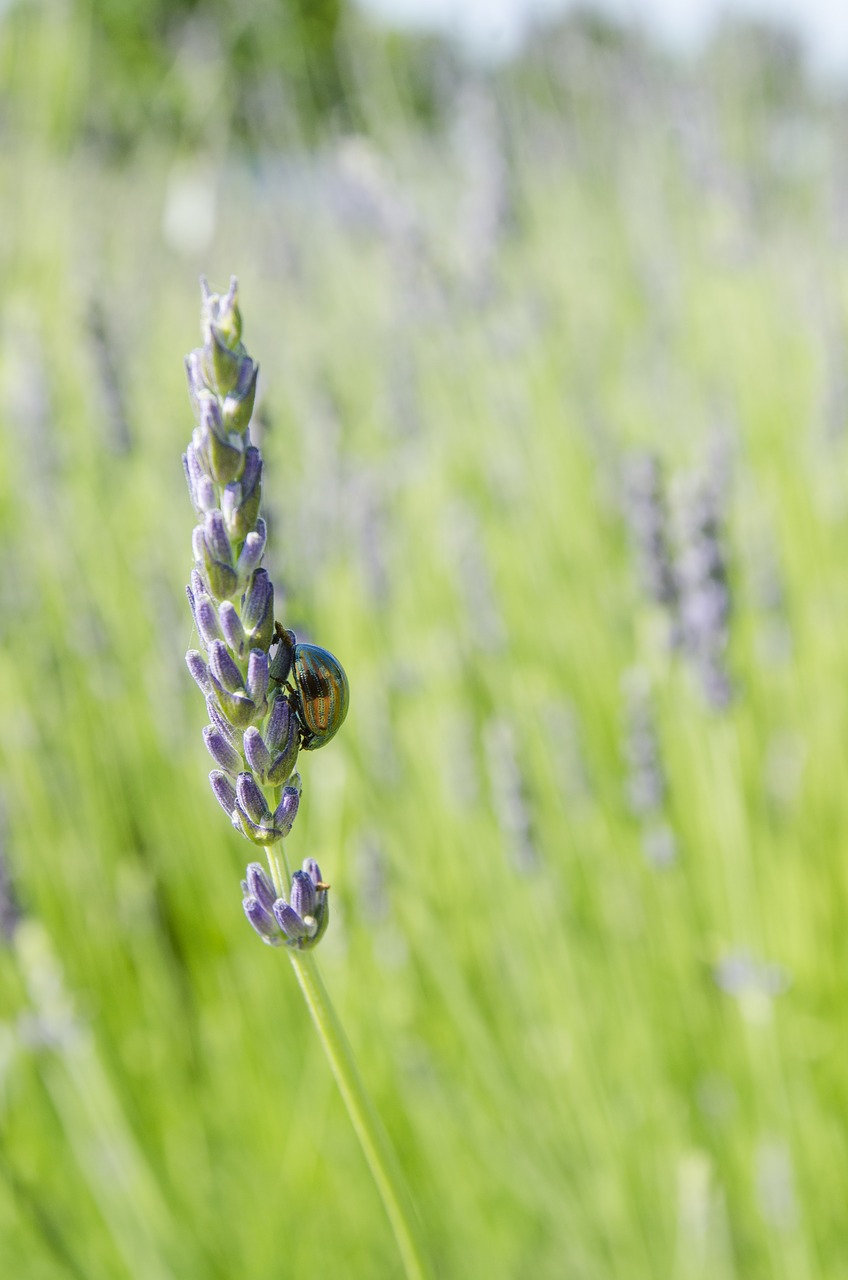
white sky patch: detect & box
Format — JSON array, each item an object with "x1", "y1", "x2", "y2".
[{"x1": 354, "y1": 0, "x2": 848, "y2": 78}]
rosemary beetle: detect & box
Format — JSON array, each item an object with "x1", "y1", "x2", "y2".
[{"x1": 290, "y1": 642, "x2": 350, "y2": 750}]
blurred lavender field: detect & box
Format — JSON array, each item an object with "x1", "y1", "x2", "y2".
[{"x1": 1, "y1": 5, "x2": 848, "y2": 1277}]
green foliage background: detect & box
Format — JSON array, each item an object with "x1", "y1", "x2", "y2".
[{"x1": 1, "y1": 4, "x2": 847, "y2": 1277}]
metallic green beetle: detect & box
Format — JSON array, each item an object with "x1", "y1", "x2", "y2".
[
  {"x1": 270, "y1": 623, "x2": 349, "y2": 750},
  {"x1": 292, "y1": 642, "x2": 350, "y2": 749}
]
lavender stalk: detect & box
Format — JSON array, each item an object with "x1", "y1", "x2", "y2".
[{"x1": 182, "y1": 278, "x2": 430, "y2": 1280}]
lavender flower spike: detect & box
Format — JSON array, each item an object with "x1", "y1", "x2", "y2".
[{"x1": 183, "y1": 278, "x2": 347, "y2": 953}]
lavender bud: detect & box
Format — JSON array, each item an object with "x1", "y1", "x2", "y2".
[
  {"x1": 185, "y1": 351, "x2": 209, "y2": 418},
  {"x1": 243, "y1": 895, "x2": 284, "y2": 945},
  {"x1": 219, "y1": 601, "x2": 246, "y2": 658},
  {"x1": 200, "y1": 395, "x2": 225, "y2": 438},
  {"x1": 242, "y1": 862, "x2": 277, "y2": 912},
  {"x1": 242, "y1": 568, "x2": 273, "y2": 650},
  {"x1": 204, "y1": 510, "x2": 234, "y2": 569},
  {"x1": 290, "y1": 869, "x2": 316, "y2": 921},
  {"x1": 240, "y1": 445, "x2": 261, "y2": 498},
  {"x1": 272, "y1": 899, "x2": 310, "y2": 941},
  {"x1": 266, "y1": 691, "x2": 294, "y2": 751},
  {"x1": 192, "y1": 524, "x2": 207, "y2": 564},
  {"x1": 243, "y1": 726, "x2": 272, "y2": 780},
  {"x1": 210, "y1": 770, "x2": 237, "y2": 816},
  {"x1": 210, "y1": 276, "x2": 242, "y2": 347},
  {"x1": 237, "y1": 523, "x2": 266, "y2": 580},
  {"x1": 304, "y1": 857, "x2": 324, "y2": 886},
  {"x1": 272, "y1": 784, "x2": 300, "y2": 838},
  {"x1": 183, "y1": 443, "x2": 206, "y2": 509},
  {"x1": 246, "y1": 649, "x2": 269, "y2": 704},
  {"x1": 236, "y1": 772, "x2": 269, "y2": 824},
  {"x1": 207, "y1": 640, "x2": 244, "y2": 693},
  {"x1": 203, "y1": 725, "x2": 242, "y2": 775},
  {"x1": 196, "y1": 474, "x2": 216, "y2": 512},
  {"x1": 225, "y1": 448, "x2": 262, "y2": 541},
  {"x1": 222, "y1": 358, "x2": 258, "y2": 433},
  {"x1": 266, "y1": 708, "x2": 299, "y2": 784},
  {"x1": 195, "y1": 595, "x2": 224, "y2": 646},
  {"x1": 186, "y1": 650, "x2": 211, "y2": 693},
  {"x1": 221, "y1": 483, "x2": 240, "y2": 534}
]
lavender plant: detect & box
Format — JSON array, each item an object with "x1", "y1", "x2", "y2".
[
  {"x1": 181, "y1": 279, "x2": 429, "y2": 1280},
  {"x1": 183, "y1": 276, "x2": 332, "y2": 949}
]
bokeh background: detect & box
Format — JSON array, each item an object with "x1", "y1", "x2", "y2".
[{"x1": 2, "y1": 2, "x2": 848, "y2": 1277}]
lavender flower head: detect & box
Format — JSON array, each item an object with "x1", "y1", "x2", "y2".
[
  {"x1": 242, "y1": 858, "x2": 331, "y2": 950},
  {"x1": 183, "y1": 278, "x2": 341, "y2": 950}
]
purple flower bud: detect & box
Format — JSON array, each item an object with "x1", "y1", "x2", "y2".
[
  {"x1": 240, "y1": 446, "x2": 262, "y2": 510},
  {"x1": 246, "y1": 648, "x2": 269, "y2": 704},
  {"x1": 196, "y1": 474, "x2": 216, "y2": 512},
  {"x1": 266, "y1": 691, "x2": 293, "y2": 750},
  {"x1": 241, "y1": 445, "x2": 261, "y2": 496},
  {"x1": 243, "y1": 895, "x2": 284, "y2": 945},
  {"x1": 183, "y1": 444, "x2": 205, "y2": 508},
  {"x1": 219, "y1": 602, "x2": 246, "y2": 657},
  {"x1": 192, "y1": 525, "x2": 206, "y2": 563},
  {"x1": 242, "y1": 862, "x2": 277, "y2": 911},
  {"x1": 236, "y1": 772, "x2": 269, "y2": 824},
  {"x1": 203, "y1": 725, "x2": 242, "y2": 775},
  {"x1": 267, "y1": 731, "x2": 299, "y2": 786},
  {"x1": 207, "y1": 640, "x2": 243, "y2": 693},
  {"x1": 242, "y1": 569, "x2": 273, "y2": 650},
  {"x1": 290, "y1": 869, "x2": 316, "y2": 921},
  {"x1": 243, "y1": 726, "x2": 271, "y2": 780},
  {"x1": 224, "y1": 449, "x2": 262, "y2": 541},
  {"x1": 186, "y1": 649, "x2": 210, "y2": 693},
  {"x1": 200, "y1": 396, "x2": 225, "y2": 441},
  {"x1": 195, "y1": 596, "x2": 223, "y2": 646},
  {"x1": 210, "y1": 770, "x2": 237, "y2": 816},
  {"x1": 272, "y1": 785, "x2": 300, "y2": 838},
  {"x1": 237, "y1": 523, "x2": 266, "y2": 579},
  {"x1": 272, "y1": 899, "x2": 310, "y2": 941},
  {"x1": 204, "y1": 510, "x2": 234, "y2": 569},
  {"x1": 185, "y1": 351, "x2": 209, "y2": 418},
  {"x1": 304, "y1": 857, "x2": 324, "y2": 887},
  {"x1": 222, "y1": 358, "x2": 258, "y2": 433},
  {"x1": 190, "y1": 568, "x2": 207, "y2": 598}
]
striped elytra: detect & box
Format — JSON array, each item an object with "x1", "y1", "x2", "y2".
[{"x1": 292, "y1": 643, "x2": 350, "y2": 750}]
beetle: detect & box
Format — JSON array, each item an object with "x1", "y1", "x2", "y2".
[
  {"x1": 291, "y1": 642, "x2": 350, "y2": 750},
  {"x1": 270, "y1": 623, "x2": 349, "y2": 750}
]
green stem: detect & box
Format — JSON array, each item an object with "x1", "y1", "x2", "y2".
[{"x1": 288, "y1": 950, "x2": 432, "y2": 1280}]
